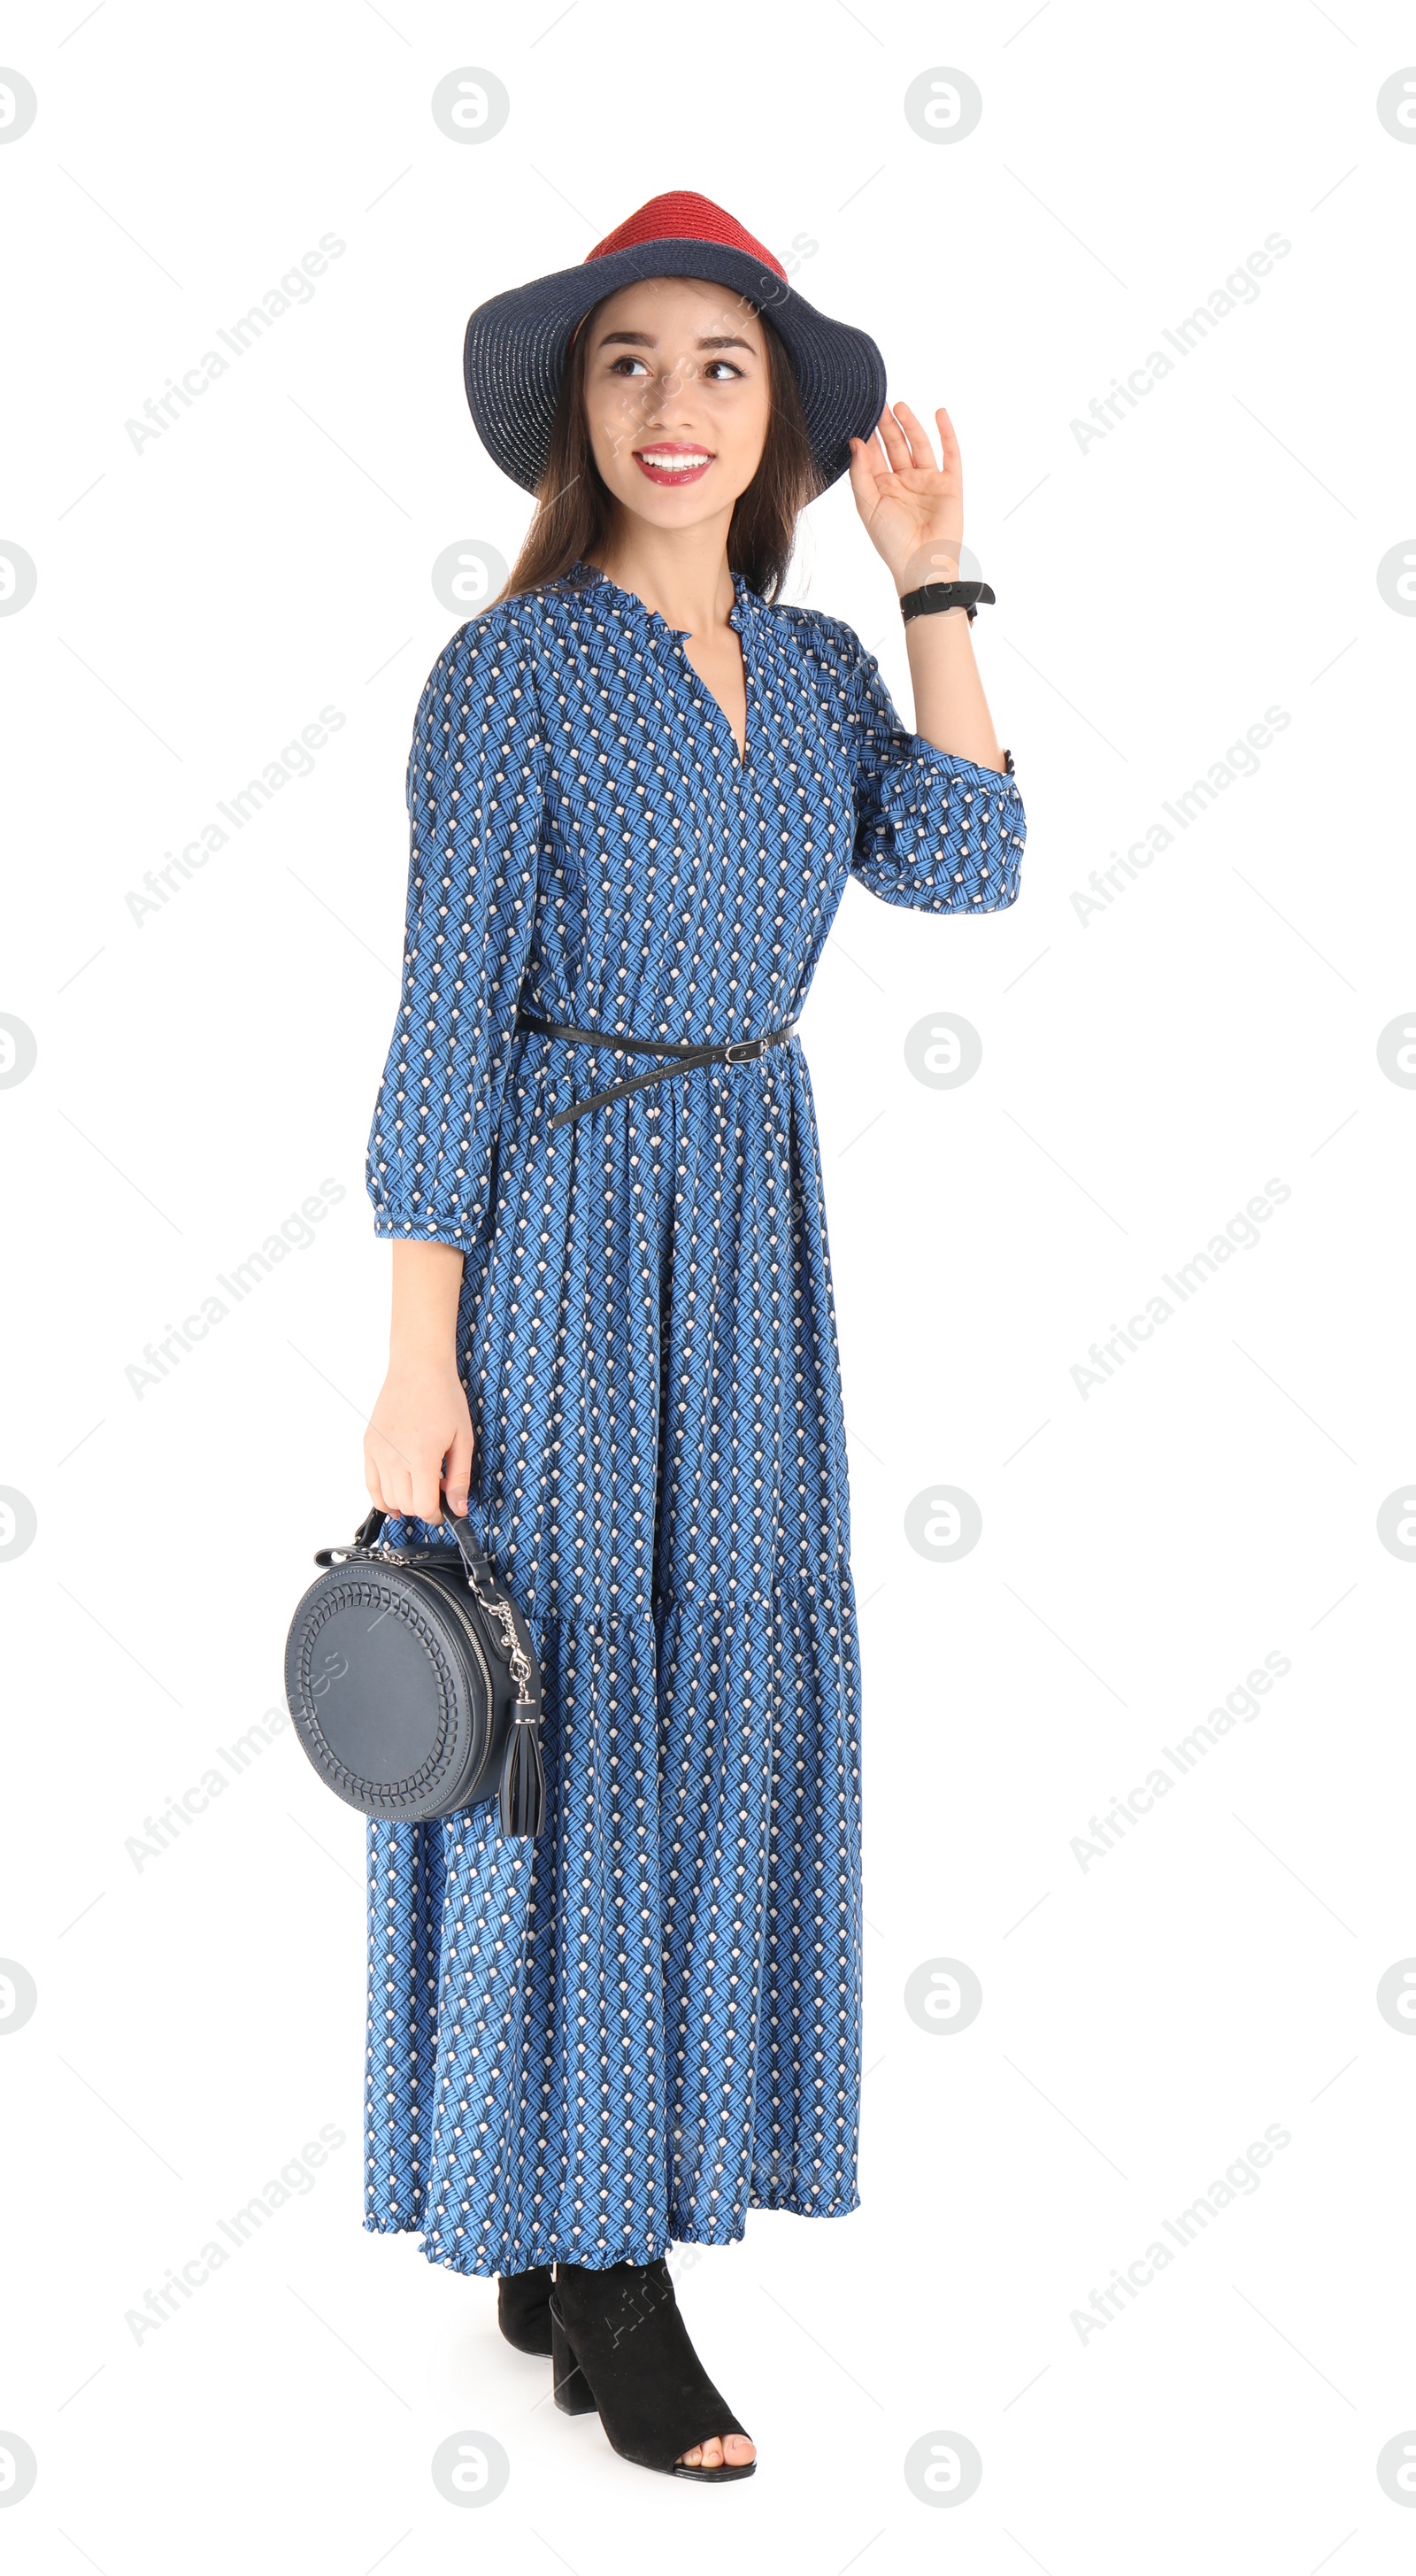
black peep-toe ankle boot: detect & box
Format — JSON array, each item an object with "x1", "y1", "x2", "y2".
[
  {"x1": 549, "y1": 2256, "x2": 756, "y2": 2481},
  {"x1": 497, "y1": 2264, "x2": 555, "y2": 2356}
]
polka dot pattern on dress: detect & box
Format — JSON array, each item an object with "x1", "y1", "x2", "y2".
[{"x1": 362, "y1": 561, "x2": 1026, "y2": 2277}]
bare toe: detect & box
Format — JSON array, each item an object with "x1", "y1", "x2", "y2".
[{"x1": 677, "y1": 2427, "x2": 757, "y2": 2469}]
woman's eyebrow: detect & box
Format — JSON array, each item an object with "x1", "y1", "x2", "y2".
[{"x1": 596, "y1": 329, "x2": 758, "y2": 352}]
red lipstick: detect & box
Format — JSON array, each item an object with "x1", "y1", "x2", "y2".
[{"x1": 633, "y1": 442, "x2": 714, "y2": 488}]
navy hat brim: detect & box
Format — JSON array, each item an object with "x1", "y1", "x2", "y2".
[{"x1": 463, "y1": 239, "x2": 886, "y2": 497}]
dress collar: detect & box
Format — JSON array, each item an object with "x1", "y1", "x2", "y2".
[{"x1": 567, "y1": 558, "x2": 759, "y2": 637}]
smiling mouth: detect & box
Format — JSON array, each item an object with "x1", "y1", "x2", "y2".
[{"x1": 633, "y1": 443, "x2": 714, "y2": 487}]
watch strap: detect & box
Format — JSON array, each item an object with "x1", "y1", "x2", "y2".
[{"x1": 900, "y1": 579, "x2": 996, "y2": 624}]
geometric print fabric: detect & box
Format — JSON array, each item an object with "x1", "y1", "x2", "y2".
[{"x1": 362, "y1": 560, "x2": 1026, "y2": 2273}]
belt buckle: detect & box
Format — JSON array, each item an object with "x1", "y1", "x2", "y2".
[{"x1": 724, "y1": 1037, "x2": 765, "y2": 1064}]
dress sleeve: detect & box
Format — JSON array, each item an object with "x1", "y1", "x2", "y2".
[
  {"x1": 827, "y1": 615, "x2": 1026, "y2": 912},
  {"x1": 366, "y1": 609, "x2": 546, "y2": 1251}
]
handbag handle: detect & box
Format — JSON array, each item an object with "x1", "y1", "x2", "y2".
[
  {"x1": 314, "y1": 1505, "x2": 384, "y2": 1568},
  {"x1": 316, "y1": 1498, "x2": 532, "y2": 1693},
  {"x1": 440, "y1": 1499, "x2": 537, "y2": 1708},
  {"x1": 316, "y1": 1499, "x2": 489, "y2": 1574},
  {"x1": 441, "y1": 1500, "x2": 493, "y2": 1582}
]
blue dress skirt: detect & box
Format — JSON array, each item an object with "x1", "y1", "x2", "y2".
[{"x1": 362, "y1": 562, "x2": 1026, "y2": 2276}]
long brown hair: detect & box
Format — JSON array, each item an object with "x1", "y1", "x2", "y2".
[{"x1": 496, "y1": 292, "x2": 820, "y2": 608}]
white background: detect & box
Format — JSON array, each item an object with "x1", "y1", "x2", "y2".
[{"x1": 3, "y1": 1, "x2": 1414, "y2": 2566}]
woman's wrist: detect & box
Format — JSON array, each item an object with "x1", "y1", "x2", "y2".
[
  {"x1": 389, "y1": 1238, "x2": 466, "y2": 1369},
  {"x1": 386, "y1": 1335, "x2": 460, "y2": 1375},
  {"x1": 902, "y1": 598, "x2": 979, "y2": 643},
  {"x1": 893, "y1": 549, "x2": 962, "y2": 599}
]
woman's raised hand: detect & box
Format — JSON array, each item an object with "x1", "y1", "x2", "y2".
[{"x1": 847, "y1": 402, "x2": 966, "y2": 596}]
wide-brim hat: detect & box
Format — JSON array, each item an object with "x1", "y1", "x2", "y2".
[{"x1": 463, "y1": 189, "x2": 886, "y2": 497}]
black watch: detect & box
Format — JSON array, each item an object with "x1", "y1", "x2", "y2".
[{"x1": 899, "y1": 579, "x2": 996, "y2": 624}]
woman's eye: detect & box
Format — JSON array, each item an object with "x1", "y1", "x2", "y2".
[{"x1": 603, "y1": 354, "x2": 744, "y2": 382}]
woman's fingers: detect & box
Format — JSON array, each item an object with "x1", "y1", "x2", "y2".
[
  {"x1": 364, "y1": 1425, "x2": 400, "y2": 1513},
  {"x1": 381, "y1": 1452, "x2": 413, "y2": 1520},
  {"x1": 934, "y1": 404, "x2": 960, "y2": 466},
  {"x1": 365, "y1": 1423, "x2": 414, "y2": 1520},
  {"x1": 363, "y1": 1356, "x2": 473, "y2": 1531},
  {"x1": 874, "y1": 404, "x2": 914, "y2": 473},
  {"x1": 443, "y1": 1418, "x2": 475, "y2": 1519},
  {"x1": 846, "y1": 435, "x2": 883, "y2": 520},
  {"x1": 892, "y1": 400, "x2": 941, "y2": 474},
  {"x1": 410, "y1": 1454, "x2": 446, "y2": 1525}
]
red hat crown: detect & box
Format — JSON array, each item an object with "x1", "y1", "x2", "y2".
[{"x1": 584, "y1": 190, "x2": 787, "y2": 285}]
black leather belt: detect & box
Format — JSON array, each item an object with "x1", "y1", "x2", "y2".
[{"x1": 515, "y1": 1005, "x2": 798, "y2": 1130}]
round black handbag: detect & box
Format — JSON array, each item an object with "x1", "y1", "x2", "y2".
[{"x1": 283, "y1": 1504, "x2": 546, "y2": 1836}]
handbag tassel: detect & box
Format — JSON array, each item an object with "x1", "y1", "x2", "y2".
[{"x1": 499, "y1": 1704, "x2": 546, "y2": 1839}]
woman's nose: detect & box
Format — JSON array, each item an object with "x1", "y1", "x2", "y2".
[{"x1": 635, "y1": 368, "x2": 701, "y2": 427}]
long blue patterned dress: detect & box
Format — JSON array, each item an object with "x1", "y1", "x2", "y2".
[{"x1": 362, "y1": 560, "x2": 1025, "y2": 2276}]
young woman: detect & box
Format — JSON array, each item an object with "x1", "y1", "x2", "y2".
[{"x1": 360, "y1": 191, "x2": 1025, "y2": 2484}]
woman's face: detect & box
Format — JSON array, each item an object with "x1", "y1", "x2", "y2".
[{"x1": 579, "y1": 275, "x2": 771, "y2": 533}]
